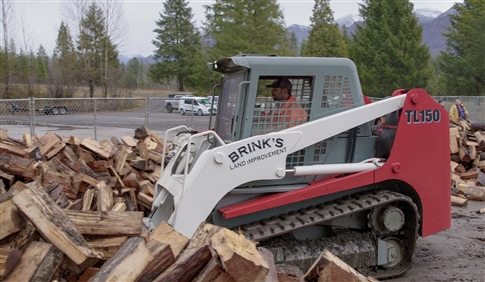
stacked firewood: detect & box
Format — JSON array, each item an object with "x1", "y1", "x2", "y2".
[
  {"x1": 449, "y1": 121, "x2": 485, "y2": 208},
  {"x1": 0, "y1": 128, "x2": 376, "y2": 282}
]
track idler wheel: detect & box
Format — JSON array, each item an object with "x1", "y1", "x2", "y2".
[
  {"x1": 368, "y1": 205, "x2": 405, "y2": 235},
  {"x1": 380, "y1": 237, "x2": 404, "y2": 268}
]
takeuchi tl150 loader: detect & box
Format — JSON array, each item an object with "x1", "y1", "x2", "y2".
[{"x1": 143, "y1": 55, "x2": 450, "y2": 279}]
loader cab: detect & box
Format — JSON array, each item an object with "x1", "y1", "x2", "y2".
[{"x1": 209, "y1": 55, "x2": 376, "y2": 177}]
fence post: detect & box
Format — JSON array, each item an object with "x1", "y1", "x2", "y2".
[
  {"x1": 30, "y1": 97, "x2": 35, "y2": 137},
  {"x1": 94, "y1": 98, "x2": 98, "y2": 141},
  {"x1": 145, "y1": 97, "x2": 149, "y2": 128}
]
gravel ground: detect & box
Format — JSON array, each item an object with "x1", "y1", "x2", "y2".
[{"x1": 388, "y1": 200, "x2": 485, "y2": 282}]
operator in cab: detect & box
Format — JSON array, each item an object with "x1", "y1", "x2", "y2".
[{"x1": 259, "y1": 77, "x2": 308, "y2": 131}]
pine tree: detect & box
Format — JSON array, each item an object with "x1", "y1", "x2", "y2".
[
  {"x1": 78, "y1": 2, "x2": 119, "y2": 97},
  {"x1": 301, "y1": 0, "x2": 347, "y2": 57},
  {"x1": 36, "y1": 45, "x2": 49, "y2": 83},
  {"x1": 287, "y1": 31, "x2": 299, "y2": 56},
  {"x1": 439, "y1": 0, "x2": 484, "y2": 96},
  {"x1": 149, "y1": 0, "x2": 202, "y2": 92},
  {"x1": 203, "y1": 0, "x2": 289, "y2": 58},
  {"x1": 349, "y1": 0, "x2": 432, "y2": 97},
  {"x1": 51, "y1": 21, "x2": 79, "y2": 98}
]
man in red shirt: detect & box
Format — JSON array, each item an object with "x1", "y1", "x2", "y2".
[{"x1": 260, "y1": 78, "x2": 308, "y2": 132}]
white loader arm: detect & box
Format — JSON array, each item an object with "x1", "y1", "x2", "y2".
[{"x1": 146, "y1": 94, "x2": 406, "y2": 238}]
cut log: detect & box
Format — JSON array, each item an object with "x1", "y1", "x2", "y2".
[
  {"x1": 88, "y1": 237, "x2": 153, "y2": 282},
  {"x1": 64, "y1": 210, "x2": 143, "y2": 236},
  {"x1": 80, "y1": 138, "x2": 111, "y2": 159},
  {"x1": 210, "y1": 228, "x2": 269, "y2": 282},
  {"x1": 135, "y1": 240, "x2": 176, "y2": 282},
  {"x1": 139, "y1": 180, "x2": 155, "y2": 196},
  {"x1": 150, "y1": 221, "x2": 190, "y2": 258},
  {"x1": 0, "y1": 248, "x2": 21, "y2": 279},
  {"x1": 137, "y1": 192, "x2": 153, "y2": 209},
  {"x1": 107, "y1": 165, "x2": 125, "y2": 188},
  {"x1": 458, "y1": 145, "x2": 471, "y2": 163},
  {"x1": 11, "y1": 186, "x2": 102, "y2": 265},
  {"x1": 0, "y1": 170, "x2": 15, "y2": 188},
  {"x1": 457, "y1": 184, "x2": 485, "y2": 201},
  {"x1": 0, "y1": 221, "x2": 37, "y2": 253},
  {"x1": 477, "y1": 207, "x2": 485, "y2": 214},
  {"x1": 45, "y1": 143, "x2": 66, "y2": 160},
  {"x1": 152, "y1": 245, "x2": 212, "y2": 282},
  {"x1": 42, "y1": 169, "x2": 81, "y2": 199},
  {"x1": 0, "y1": 152, "x2": 38, "y2": 179},
  {"x1": 34, "y1": 132, "x2": 62, "y2": 156},
  {"x1": 475, "y1": 131, "x2": 485, "y2": 151},
  {"x1": 78, "y1": 267, "x2": 99, "y2": 282},
  {"x1": 193, "y1": 256, "x2": 236, "y2": 282},
  {"x1": 451, "y1": 195, "x2": 468, "y2": 207},
  {"x1": 122, "y1": 171, "x2": 140, "y2": 189},
  {"x1": 0, "y1": 130, "x2": 7, "y2": 139},
  {"x1": 0, "y1": 199, "x2": 26, "y2": 240},
  {"x1": 120, "y1": 136, "x2": 138, "y2": 148},
  {"x1": 114, "y1": 145, "x2": 130, "y2": 174},
  {"x1": 449, "y1": 128, "x2": 459, "y2": 154},
  {"x1": 304, "y1": 249, "x2": 373, "y2": 282},
  {"x1": 0, "y1": 143, "x2": 30, "y2": 158},
  {"x1": 111, "y1": 202, "x2": 126, "y2": 212},
  {"x1": 96, "y1": 181, "x2": 113, "y2": 211},
  {"x1": 187, "y1": 222, "x2": 223, "y2": 249},
  {"x1": 86, "y1": 236, "x2": 128, "y2": 260},
  {"x1": 0, "y1": 181, "x2": 27, "y2": 203},
  {"x1": 259, "y1": 247, "x2": 278, "y2": 282},
  {"x1": 3, "y1": 241, "x2": 63, "y2": 282}
]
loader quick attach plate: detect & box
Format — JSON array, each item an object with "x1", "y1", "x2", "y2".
[{"x1": 236, "y1": 190, "x2": 419, "y2": 279}]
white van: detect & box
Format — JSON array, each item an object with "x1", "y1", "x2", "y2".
[{"x1": 179, "y1": 97, "x2": 217, "y2": 116}]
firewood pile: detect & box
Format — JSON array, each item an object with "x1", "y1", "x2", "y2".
[
  {"x1": 0, "y1": 127, "x2": 378, "y2": 281},
  {"x1": 449, "y1": 121, "x2": 485, "y2": 208}
]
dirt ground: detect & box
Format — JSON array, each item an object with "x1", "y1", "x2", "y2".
[{"x1": 389, "y1": 200, "x2": 485, "y2": 282}]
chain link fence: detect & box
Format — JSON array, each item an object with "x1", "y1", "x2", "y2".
[
  {"x1": 0, "y1": 96, "x2": 483, "y2": 142},
  {"x1": 0, "y1": 97, "x2": 217, "y2": 143}
]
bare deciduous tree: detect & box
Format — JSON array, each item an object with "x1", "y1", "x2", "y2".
[{"x1": 1, "y1": 0, "x2": 17, "y2": 98}]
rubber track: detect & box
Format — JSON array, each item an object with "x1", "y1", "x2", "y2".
[
  {"x1": 238, "y1": 190, "x2": 414, "y2": 241},
  {"x1": 235, "y1": 189, "x2": 419, "y2": 279}
]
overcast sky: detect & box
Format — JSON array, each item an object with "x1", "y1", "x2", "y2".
[{"x1": 13, "y1": 0, "x2": 461, "y2": 57}]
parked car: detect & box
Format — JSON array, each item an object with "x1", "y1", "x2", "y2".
[
  {"x1": 179, "y1": 97, "x2": 217, "y2": 116},
  {"x1": 165, "y1": 94, "x2": 195, "y2": 113},
  {"x1": 207, "y1": 95, "x2": 219, "y2": 105},
  {"x1": 37, "y1": 106, "x2": 68, "y2": 115}
]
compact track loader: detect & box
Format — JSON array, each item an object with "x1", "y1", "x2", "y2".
[{"x1": 144, "y1": 55, "x2": 450, "y2": 279}]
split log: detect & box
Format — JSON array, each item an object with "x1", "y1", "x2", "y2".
[
  {"x1": 0, "y1": 143, "x2": 30, "y2": 158},
  {"x1": 304, "y1": 249, "x2": 375, "y2": 282},
  {"x1": 458, "y1": 169, "x2": 479, "y2": 180},
  {"x1": 34, "y1": 132, "x2": 62, "y2": 156},
  {"x1": 86, "y1": 236, "x2": 128, "y2": 260},
  {"x1": 457, "y1": 184, "x2": 485, "y2": 201},
  {"x1": 3, "y1": 241, "x2": 63, "y2": 282},
  {"x1": 137, "y1": 192, "x2": 153, "y2": 209},
  {"x1": 477, "y1": 207, "x2": 485, "y2": 214},
  {"x1": 80, "y1": 138, "x2": 111, "y2": 159},
  {"x1": 120, "y1": 136, "x2": 137, "y2": 148},
  {"x1": 135, "y1": 240, "x2": 176, "y2": 282},
  {"x1": 0, "y1": 221, "x2": 37, "y2": 253},
  {"x1": 78, "y1": 267, "x2": 99, "y2": 282},
  {"x1": 150, "y1": 221, "x2": 190, "y2": 258},
  {"x1": 0, "y1": 249, "x2": 21, "y2": 279},
  {"x1": 88, "y1": 237, "x2": 153, "y2": 282},
  {"x1": 259, "y1": 247, "x2": 278, "y2": 282},
  {"x1": 45, "y1": 143, "x2": 66, "y2": 160},
  {"x1": 107, "y1": 165, "x2": 125, "y2": 188},
  {"x1": 64, "y1": 210, "x2": 143, "y2": 236},
  {"x1": 96, "y1": 181, "x2": 113, "y2": 211},
  {"x1": 111, "y1": 202, "x2": 126, "y2": 212},
  {"x1": 458, "y1": 145, "x2": 471, "y2": 163},
  {"x1": 449, "y1": 128, "x2": 460, "y2": 154},
  {"x1": 152, "y1": 245, "x2": 212, "y2": 282},
  {"x1": 11, "y1": 186, "x2": 103, "y2": 265},
  {"x1": 475, "y1": 131, "x2": 485, "y2": 151},
  {"x1": 0, "y1": 152, "x2": 38, "y2": 179},
  {"x1": 210, "y1": 227, "x2": 269, "y2": 282},
  {"x1": 187, "y1": 222, "x2": 223, "y2": 249},
  {"x1": 42, "y1": 169, "x2": 81, "y2": 199},
  {"x1": 114, "y1": 145, "x2": 130, "y2": 174},
  {"x1": 0, "y1": 170, "x2": 15, "y2": 188},
  {"x1": 193, "y1": 256, "x2": 236, "y2": 282},
  {"x1": 451, "y1": 195, "x2": 468, "y2": 207}
]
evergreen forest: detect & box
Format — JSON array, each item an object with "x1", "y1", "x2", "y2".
[{"x1": 1, "y1": 0, "x2": 483, "y2": 99}]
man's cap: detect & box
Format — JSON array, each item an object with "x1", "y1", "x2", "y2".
[{"x1": 266, "y1": 78, "x2": 292, "y2": 91}]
